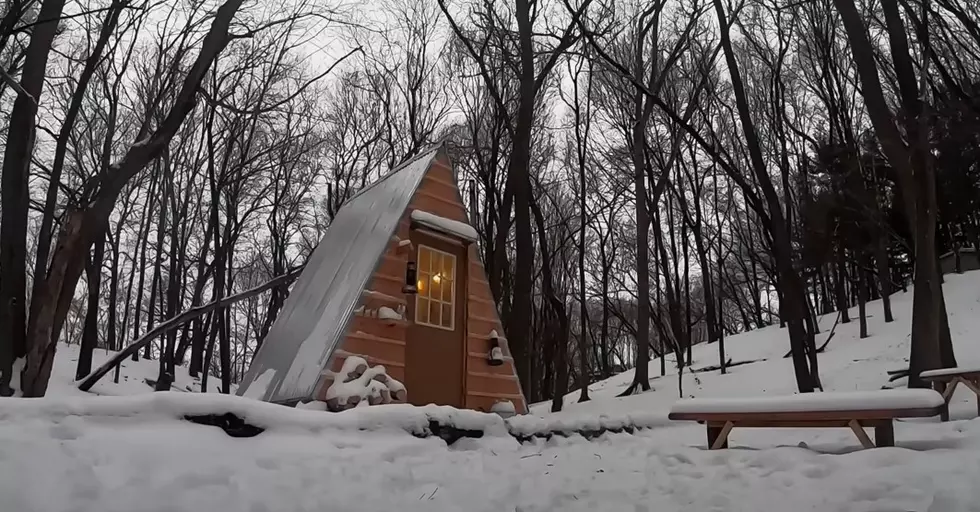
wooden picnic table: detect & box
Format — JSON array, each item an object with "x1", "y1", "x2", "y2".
[
  {"x1": 668, "y1": 389, "x2": 945, "y2": 450},
  {"x1": 920, "y1": 367, "x2": 980, "y2": 421}
]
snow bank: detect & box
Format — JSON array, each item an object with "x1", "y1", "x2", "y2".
[
  {"x1": 507, "y1": 410, "x2": 670, "y2": 438},
  {"x1": 4, "y1": 395, "x2": 980, "y2": 512},
  {"x1": 670, "y1": 389, "x2": 945, "y2": 415},
  {"x1": 410, "y1": 210, "x2": 478, "y2": 241},
  {"x1": 0, "y1": 392, "x2": 511, "y2": 438}
]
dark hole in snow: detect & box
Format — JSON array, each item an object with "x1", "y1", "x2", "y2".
[
  {"x1": 423, "y1": 419, "x2": 485, "y2": 445},
  {"x1": 184, "y1": 413, "x2": 266, "y2": 438}
]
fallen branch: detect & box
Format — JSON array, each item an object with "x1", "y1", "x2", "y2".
[
  {"x1": 692, "y1": 358, "x2": 764, "y2": 373},
  {"x1": 784, "y1": 311, "x2": 842, "y2": 358},
  {"x1": 77, "y1": 264, "x2": 305, "y2": 391}
]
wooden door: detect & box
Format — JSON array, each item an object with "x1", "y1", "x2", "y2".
[{"x1": 405, "y1": 230, "x2": 467, "y2": 407}]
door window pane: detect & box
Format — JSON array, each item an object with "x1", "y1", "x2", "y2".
[
  {"x1": 417, "y1": 297, "x2": 430, "y2": 324},
  {"x1": 429, "y1": 300, "x2": 441, "y2": 326},
  {"x1": 414, "y1": 244, "x2": 457, "y2": 330}
]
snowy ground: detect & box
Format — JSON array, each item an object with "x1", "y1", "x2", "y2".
[
  {"x1": 535, "y1": 270, "x2": 980, "y2": 424},
  {"x1": 1, "y1": 272, "x2": 979, "y2": 511},
  {"x1": 48, "y1": 342, "x2": 232, "y2": 396}
]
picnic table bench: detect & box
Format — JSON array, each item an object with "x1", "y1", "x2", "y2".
[
  {"x1": 920, "y1": 367, "x2": 980, "y2": 421},
  {"x1": 668, "y1": 389, "x2": 945, "y2": 450}
]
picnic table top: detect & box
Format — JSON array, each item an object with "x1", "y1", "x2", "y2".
[
  {"x1": 669, "y1": 389, "x2": 944, "y2": 416},
  {"x1": 920, "y1": 367, "x2": 980, "y2": 379}
]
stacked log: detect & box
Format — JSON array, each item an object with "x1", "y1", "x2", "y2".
[{"x1": 324, "y1": 356, "x2": 408, "y2": 412}]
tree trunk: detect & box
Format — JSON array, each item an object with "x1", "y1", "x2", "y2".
[
  {"x1": 0, "y1": 0, "x2": 67, "y2": 395},
  {"x1": 713, "y1": 0, "x2": 815, "y2": 392},
  {"x1": 857, "y1": 254, "x2": 869, "y2": 339},
  {"x1": 834, "y1": 246, "x2": 851, "y2": 322},
  {"x1": 76, "y1": 232, "x2": 106, "y2": 380},
  {"x1": 130, "y1": 176, "x2": 158, "y2": 361},
  {"x1": 875, "y1": 224, "x2": 894, "y2": 322}
]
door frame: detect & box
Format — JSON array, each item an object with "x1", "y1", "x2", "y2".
[{"x1": 408, "y1": 226, "x2": 470, "y2": 407}]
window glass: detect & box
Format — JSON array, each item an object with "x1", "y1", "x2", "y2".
[{"x1": 415, "y1": 245, "x2": 456, "y2": 330}]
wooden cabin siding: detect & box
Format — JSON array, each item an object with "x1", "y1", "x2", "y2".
[
  {"x1": 408, "y1": 154, "x2": 528, "y2": 414},
  {"x1": 316, "y1": 217, "x2": 413, "y2": 402},
  {"x1": 316, "y1": 151, "x2": 527, "y2": 413}
]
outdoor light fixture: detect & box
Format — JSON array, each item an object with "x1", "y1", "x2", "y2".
[
  {"x1": 403, "y1": 261, "x2": 418, "y2": 294},
  {"x1": 487, "y1": 331, "x2": 504, "y2": 366}
]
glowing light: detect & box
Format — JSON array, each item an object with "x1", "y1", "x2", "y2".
[{"x1": 432, "y1": 274, "x2": 442, "y2": 283}]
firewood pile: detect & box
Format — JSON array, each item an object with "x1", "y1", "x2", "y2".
[{"x1": 324, "y1": 356, "x2": 407, "y2": 412}]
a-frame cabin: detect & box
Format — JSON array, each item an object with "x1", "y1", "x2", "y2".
[{"x1": 237, "y1": 145, "x2": 527, "y2": 414}]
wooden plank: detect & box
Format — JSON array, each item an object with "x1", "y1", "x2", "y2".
[
  {"x1": 366, "y1": 275, "x2": 407, "y2": 298},
  {"x1": 331, "y1": 350, "x2": 405, "y2": 369},
  {"x1": 708, "y1": 418, "x2": 890, "y2": 429},
  {"x1": 466, "y1": 352, "x2": 516, "y2": 376},
  {"x1": 467, "y1": 372, "x2": 522, "y2": 396},
  {"x1": 848, "y1": 420, "x2": 875, "y2": 449},
  {"x1": 362, "y1": 288, "x2": 407, "y2": 307},
  {"x1": 669, "y1": 407, "x2": 942, "y2": 423},
  {"x1": 467, "y1": 390, "x2": 524, "y2": 401},
  {"x1": 922, "y1": 370, "x2": 980, "y2": 381},
  {"x1": 348, "y1": 315, "x2": 408, "y2": 339}
]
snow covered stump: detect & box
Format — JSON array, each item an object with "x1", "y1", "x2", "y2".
[{"x1": 668, "y1": 389, "x2": 945, "y2": 450}]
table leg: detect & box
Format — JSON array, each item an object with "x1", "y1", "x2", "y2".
[
  {"x1": 848, "y1": 420, "x2": 875, "y2": 449},
  {"x1": 874, "y1": 421, "x2": 895, "y2": 448},
  {"x1": 934, "y1": 381, "x2": 950, "y2": 421},
  {"x1": 707, "y1": 422, "x2": 732, "y2": 450}
]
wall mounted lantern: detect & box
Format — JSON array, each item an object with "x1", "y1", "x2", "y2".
[
  {"x1": 487, "y1": 330, "x2": 504, "y2": 366},
  {"x1": 403, "y1": 261, "x2": 418, "y2": 294}
]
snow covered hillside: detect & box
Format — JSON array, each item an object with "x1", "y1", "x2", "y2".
[
  {"x1": 1, "y1": 272, "x2": 978, "y2": 512},
  {"x1": 535, "y1": 269, "x2": 980, "y2": 423},
  {"x1": 48, "y1": 343, "x2": 232, "y2": 397}
]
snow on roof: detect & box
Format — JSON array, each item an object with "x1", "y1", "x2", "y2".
[
  {"x1": 920, "y1": 367, "x2": 980, "y2": 379},
  {"x1": 236, "y1": 147, "x2": 442, "y2": 403},
  {"x1": 669, "y1": 389, "x2": 945, "y2": 415},
  {"x1": 410, "y1": 209, "x2": 478, "y2": 242}
]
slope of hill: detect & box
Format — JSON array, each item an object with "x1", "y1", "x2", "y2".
[
  {"x1": 533, "y1": 270, "x2": 980, "y2": 422},
  {"x1": 47, "y1": 343, "x2": 232, "y2": 397}
]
